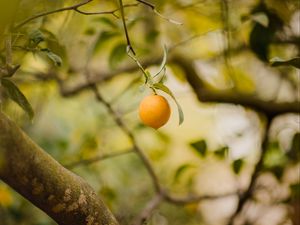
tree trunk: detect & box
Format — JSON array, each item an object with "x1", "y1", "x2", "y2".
[{"x1": 0, "y1": 111, "x2": 119, "y2": 225}]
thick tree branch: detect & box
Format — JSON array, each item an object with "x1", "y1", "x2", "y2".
[
  {"x1": 172, "y1": 56, "x2": 300, "y2": 117},
  {"x1": 0, "y1": 112, "x2": 119, "y2": 225}
]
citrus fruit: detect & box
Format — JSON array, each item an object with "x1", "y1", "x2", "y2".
[{"x1": 139, "y1": 94, "x2": 171, "y2": 129}]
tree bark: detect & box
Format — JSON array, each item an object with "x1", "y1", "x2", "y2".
[{"x1": 0, "y1": 111, "x2": 119, "y2": 225}]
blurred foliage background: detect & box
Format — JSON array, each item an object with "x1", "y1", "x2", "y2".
[{"x1": 0, "y1": 0, "x2": 299, "y2": 225}]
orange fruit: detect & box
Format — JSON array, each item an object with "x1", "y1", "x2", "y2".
[{"x1": 139, "y1": 94, "x2": 171, "y2": 129}]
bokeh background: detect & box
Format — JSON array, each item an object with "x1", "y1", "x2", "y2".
[{"x1": 0, "y1": 0, "x2": 299, "y2": 225}]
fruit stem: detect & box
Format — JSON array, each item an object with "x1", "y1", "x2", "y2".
[{"x1": 150, "y1": 87, "x2": 157, "y2": 95}]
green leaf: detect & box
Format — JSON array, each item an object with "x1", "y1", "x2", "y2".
[
  {"x1": 264, "y1": 141, "x2": 287, "y2": 168},
  {"x1": 146, "y1": 29, "x2": 159, "y2": 43},
  {"x1": 84, "y1": 27, "x2": 96, "y2": 36},
  {"x1": 29, "y1": 30, "x2": 44, "y2": 45},
  {"x1": 152, "y1": 83, "x2": 184, "y2": 125},
  {"x1": 109, "y1": 43, "x2": 127, "y2": 69},
  {"x1": 93, "y1": 17, "x2": 118, "y2": 29},
  {"x1": 270, "y1": 166, "x2": 285, "y2": 180},
  {"x1": 93, "y1": 31, "x2": 120, "y2": 53},
  {"x1": 1, "y1": 78, "x2": 34, "y2": 119},
  {"x1": 154, "y1": 45, "x2": 168, "y2": 78},
  {"x1": 173, "y1": 164, "x2": 195, "y2": 183},
  {"x1": 270, "y1": 57, "x2": 300, "y2": 69},
  {"x1": 190, "y1": 140, "x2": 207, "y2": 157},
  {"x1": 145, "y1": 70, "x2": 153, "y2": 85},
  {"x1": 251, "y1": 13, "x2": 269, "y2": 27},
  {"x1": 232, "y1": 159, "x2": 244, "y2": 174},
  {"x1": 214, "y1": 146, "x2": 229, "y2": 159},
  {"x1": 41, "y1": 49, "x2": 62, "y2": 66}
]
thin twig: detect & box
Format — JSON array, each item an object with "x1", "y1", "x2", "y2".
[
  {"x1": 14, "y1": 0, "x2": 93, "y2": 29},
  {"x1": 95, "y1": 90, "x2": 161, "y2": 192},
  {"x1": 82, "y1": 68, "x2": 161, "y2": 192},
  {"x1": 169, "y1": 29, "x2": 218, "y2": 52},
  {"x1": 110, "y1": 75, "x2": 141, "y2": 104},
  {"x1": 74, "y1": 3, "x2": 139, "y2": 18},
  {"x1": 65, "y1": 149, "x2": 134, "y2": 169},
  {"x1": 133, "y1": 193, "x2": 163, "y2": 225},
  {"x1": 118, "y1": 0, "x2": 136, "y2": 55},
  {"x1": 164, "y1": 191, "x2": 237, "y2": 205},
  {"x1": 137, "y1": 0, "x2": 183, "y2": 25}
]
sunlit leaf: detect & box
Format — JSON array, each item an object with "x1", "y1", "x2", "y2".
[
  {"x1": 152, "y1": 83, "x2": 184, "y2": 125},
  {"x1": 190, "y1": 140, "x2": 207, "y2": 157},
  {"x1": 145, "y1": 70, "x2": 153, "y2": 85},
  {"x1": 1, "y1": 78, "x2": 34, "y2": 119},
  {"x1": 174, "y1": 164, "x2": 195, "y2": 183},
  {"x1": 264, "y1": 142, "x2": 288, "y2": 171},
  {"x1": 154, "y1": 45, "x2": 168, "y2": 78},
  {"x1": 270, "y1": 57, "x2": 300, "y2": 69}
]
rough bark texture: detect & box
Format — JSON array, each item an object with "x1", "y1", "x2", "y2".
[{"x1": 0, "y1": 112, "x2": 119, "y2": 225}]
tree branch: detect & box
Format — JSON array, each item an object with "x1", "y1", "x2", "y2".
[
  {"x1": 172, "y1": 56, "x2": 300, "y2": 117},
  {"x1": 118, "y1": 0, "x2": 135, "y2": 54},
  {"x1": 65, "y1": 149, "x2": 134, "y2": 169},
  {"x1": 89, "y1": 83, "x2": 162, "y2": 193},
  {"x1": 227, "y1": 117, "x2": 273, "y2": 225},
  {"x1": 163, "y1": 191, "x2": 236, "y2": 205},
  {"x1": 0, "y1": 111, "x2": 119, "y2": 225},
  {"x1": 14, "y1": 0, "x2": 93, "y2": 29},
  {"x1": 13, "y1": 0, "x2": 138, "y2": 30},
  {"x1": 133, "y1": 193, "x2": 163, "y2": 225},
  {"x1": 74, "y1": 3, "x2": 139, "y2": 18}
]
